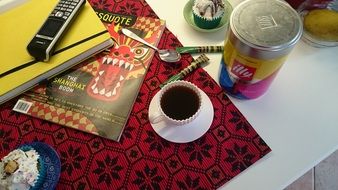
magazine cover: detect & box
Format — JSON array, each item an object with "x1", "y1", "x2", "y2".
[{"x1": 13, "y1": 10, "x2": 166, "y2": 141}]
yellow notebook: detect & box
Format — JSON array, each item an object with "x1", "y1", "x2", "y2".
[{"x1": 0, "y1": 0, "x2": 113, "y2": 104}]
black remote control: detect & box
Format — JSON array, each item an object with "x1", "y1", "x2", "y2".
[{"x1": 27, "y1": 0, "x2": 86, "y2": 62}]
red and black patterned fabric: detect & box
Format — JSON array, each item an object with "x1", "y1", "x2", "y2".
[
  {"x1": 286, "y1": 0, "x2": 306, "y2": 9},
  {"x1": 0, "y1": 0, "x2": 271, "y2": 189}
]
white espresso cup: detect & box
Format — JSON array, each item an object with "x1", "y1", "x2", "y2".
[{"x1": 149, "y1": 80, "x2": 203, "y2": 126}]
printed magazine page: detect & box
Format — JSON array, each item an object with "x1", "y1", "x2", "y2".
[{"x1": 13, "y1": 10, "x2": 166, "y2": 141}]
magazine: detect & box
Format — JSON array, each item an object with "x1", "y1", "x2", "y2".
[{"x1": 13, "y1": 10, "x2": 166, "y2": 141}]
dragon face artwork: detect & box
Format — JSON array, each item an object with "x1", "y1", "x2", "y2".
[{"x1": 86, "y1": 21, "x2": 160, "y2": 101}]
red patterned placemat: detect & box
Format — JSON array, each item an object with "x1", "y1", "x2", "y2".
[{"x1": 0, "y1": 0, "x2": 271, "y2": 189}]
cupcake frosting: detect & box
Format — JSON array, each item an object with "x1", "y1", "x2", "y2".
[
  {"x1": 0, "y1": 149, "x2": 40, "y2": 190},
  {"x1": 193, "y1": 0, "x2": 224, "y2": 20}
]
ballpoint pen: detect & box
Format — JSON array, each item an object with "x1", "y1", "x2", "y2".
[
  {"x1": 176, "y1": 45, "x2": 223, "y2": 54},
  {"x1": 159, "y1": 54, "x2": 210, "y2": 88}
]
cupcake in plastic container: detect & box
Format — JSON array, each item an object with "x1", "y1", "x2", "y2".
[
  {"x1": 0, "y1": 145, "x2": 46, "y2": 190},
  {"x1": 192, "y1": 0, "x2": 225, "y2": 29}
]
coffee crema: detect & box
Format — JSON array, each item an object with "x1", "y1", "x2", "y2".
[{"x1": 160, "y1": 85, "x2": 200, "y2": 120}]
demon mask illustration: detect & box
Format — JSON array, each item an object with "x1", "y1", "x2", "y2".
[{"x1": 86, "y1": 21, "x2": 160, "y2": 101}]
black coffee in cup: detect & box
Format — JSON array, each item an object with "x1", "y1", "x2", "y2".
[{"x1": 160, "y1": 85, "x2": 200, "y2": 120}]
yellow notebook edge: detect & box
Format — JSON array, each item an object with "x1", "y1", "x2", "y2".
[
  {"x1": 0, "y1": 38, "x2": 113, "y2": 105},
  {"x1": 0, "y1": 30, "x2": 111, "y2": 77}
]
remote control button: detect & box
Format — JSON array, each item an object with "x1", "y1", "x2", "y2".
[{"x1": 55, "y1": 11, "x2": 63, "y2": 17}]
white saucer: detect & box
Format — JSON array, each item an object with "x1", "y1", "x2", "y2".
[{"x1": 149, "y1": 88, "x2": 214, "y2": 143}]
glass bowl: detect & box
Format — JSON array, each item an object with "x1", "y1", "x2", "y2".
[{"x1": 297, "y1": 0, "x2": 338, "y2": 47}]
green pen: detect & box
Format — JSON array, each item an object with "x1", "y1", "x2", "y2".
[
  {"x1": 159, "y1": 54, "x2": 210, "y2": 88},
  {"x1": 176, "y1": 46, "x2": 224, "y2": 54}
]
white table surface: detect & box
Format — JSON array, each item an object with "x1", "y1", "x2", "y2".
[{"x1": 146, "y1": 0, "x2": 338, "y2": 189}]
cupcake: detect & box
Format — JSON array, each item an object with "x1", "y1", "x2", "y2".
[
  {"x1": 0, "y1": 146, "x2": 45, "y2": 190},
  {"x1": 192, "y1": 0, "x2": 225, "y2": 29}
]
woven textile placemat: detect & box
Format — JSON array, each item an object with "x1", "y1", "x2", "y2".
[{"x1": 0, "y1": 0, "x2": 271, "y2": 189}]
